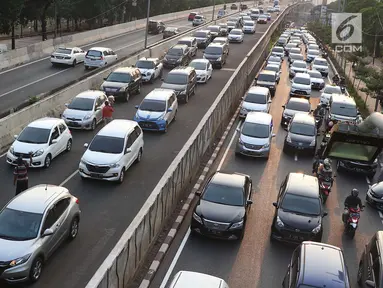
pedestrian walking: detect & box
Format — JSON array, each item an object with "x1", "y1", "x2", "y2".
[
  {"x1": 102, "y1": 100, "x2": 114, "y2": 125},
  {"x1": 13, "y1": 154, "x2": 32, "y2": 196},
  {"x1": 107, "y1": 95, "x2": 115, "y2": 106}
]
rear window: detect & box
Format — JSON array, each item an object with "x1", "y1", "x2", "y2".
[
  {"x1": 194, "y1": 15, "x2": 202, "y2": 20},
  {"x1": 86, "y1": 50, "x2": 102, "y2": 57},
  {"x1": 56, "y1": 48, "x2": 72, "y2": 54},
  {"x1": 286, "y1": 100, "x2": 309, "y2": 111}
]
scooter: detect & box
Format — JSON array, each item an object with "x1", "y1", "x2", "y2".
[
  {"x1": 318, "y1": 173, "x2": 335, "y2": 204},
  {"x1": 343, "y1": 206, "x2": 363, "y2": 239}
]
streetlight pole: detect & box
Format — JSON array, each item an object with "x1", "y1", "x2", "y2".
[
  {"x1": 144, "y1": 0, "x2": 151, "y2": 49},
  {"x1": 212, "y1": 0, "x2": 216, "y2": 21}
]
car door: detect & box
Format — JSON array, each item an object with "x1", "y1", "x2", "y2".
[
  {"x1": 58, "y1": 123, "x2": 69, "y2": 148},
  {"x1": 245, "y1": 177, "x2": 253, "y2": 211},
  {"x1": 282, "y1": 247, "x2": 300, "y2": 287},
  {"x1": 95, "y1": 96, "x2": 105, "y2": 122},
  {"x1": 207, "y1": 62, "x2": 213, "y2": 78},
  {"x1": 171, "y1": 93, "x2": 178, "y2": 118},
  {"x1": 154, "y1": 60, "x2": 161, "y2": 78},
  {"x1": 40, "y1": 205, "x2": 62, "y2": 258},
  {"x1": 192, "y1": 39, "x2": 197, "y2": 55},
  {"x1": 52, "y1": 198, "x2": 72, "y2": 243},
  {"x1": 79, "y1": 49, "x2": 86, "y2": 61},
  {"x1": 49, "y1": 126, "x2": 61, "y2": 157},
  {"x1": 125, "y1": 131, "x2": 138, "y2": 169}
]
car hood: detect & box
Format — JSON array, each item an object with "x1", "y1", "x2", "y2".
[
  {"x1": 311, "y1": 78, "x2": 324, "y2": 84},
  {"x1": 101, "y1": 81, "x2": 127, "y2": 89},
  {"x1": 283, "y1": 108, "x2": 308, "y2": 117},
  {"x1": 257, "y1": 80, "x2": 276, "y2": 87},
  {"x1": 164, "y1": 54, "x2": 182, "y2": 61},
  {"x1": 195, "y1": 69, "x2": 207, "y2": 76},
  {"x1": 288, "y1": 132, "x2": 314, "y2": 143},
  {"x1": 82, "y1": 150, "x2": 122, "y2": 165},
  {"x1": 371, "y1": 182, "x2": 383, "y2": 196},
  {"x1": 240, "y1": 133, "x2": 269, "y2": 145},
  {"x1": 12, "y1": 140, "x2": 47, "y2": 154},
  {"x1": 137, "y1": 68, "x2": 155, "y2": 75},
  {"x1": 63, "y1": 108, "x2": 92, "y2": 119},
  {"x1": 204, "y1": 53, "x2": 221, "y2": 59},
  {"x1": 136, "y1": 110, "x2": 165, "y2": 120},
  {"x1": 196, "y1": 200, "x2": 245, "y2": 223},
  {"x1": 242, "y1": 101, "x2": 268, "y2": 111},
  {"x1": 0, "y1": 238, "x2": 36, "y2": 261},
  {"x1": 161, "y1": 83, "x2": 186, "y2": 92},
  {"x1": 292, "y1": 83, "x2": 311, "y2": 90},
  {"x1": 278, "y1": 209, "x2": 321, "y2": 230}
]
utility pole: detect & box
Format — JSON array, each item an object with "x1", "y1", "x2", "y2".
[
  {"x1": 212, "y1": 0, "x2": 215, "y2": 21},
  {"x1": 144, "y1": 0, "x2": 151, "y2": 49},
  {"x1": 54, "y1": 0, "x2": 58, "y2": 39}
]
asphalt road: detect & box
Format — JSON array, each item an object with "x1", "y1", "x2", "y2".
[
  {"x1": 150, "y1": 49, "x2": 381, "y2": 288},
  {"x1": 0, "y1": 17, "x2": 275, "y2": 288},
  {"x1": 0, "y1": 10, "x2": 222, "y2": 114}
]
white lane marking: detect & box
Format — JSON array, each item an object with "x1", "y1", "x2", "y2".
[
  {"x1": 59, "y1": 169, "x2": 79, "y2": 186},
  {"x1": 217, "y1": 121, "x2": 241, "y2": 170},
  {"x1": 159, "y1": 228, "x2": 191, "y2": 288},
  {"x1": 0, "y1": 151, "x2": 7, "y2": 158},
  {"x1": 294, "y1": 154, "x2": 298, "y2": 161},
  {"x1": 366, "y1": 176, "x2": 370, "y2": 184},
  {"x1": 221, "y1": 68, "x2": 236, "y2": 72}
]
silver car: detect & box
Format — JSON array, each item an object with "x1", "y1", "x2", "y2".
[{"x1": 0, "y1": 185, "x2": 80, "y2": 283}]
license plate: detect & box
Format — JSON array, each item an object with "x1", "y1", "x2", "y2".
[
  {"x1": 290, "y1": 235, "x2": 299, "y2": 240},
  {"x1": 208, "y1": 229, "x2": 220, "y2": 235},
  {"x1": 69, "y1": 121, "x2": 77, "y2": 125},
  {"x1": 90, "y1": 173, "x2": 103, "y2": 178}
]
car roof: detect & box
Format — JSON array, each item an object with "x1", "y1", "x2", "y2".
[
  {"x1": 313, "y1": 57, "x2": 327, "y2": 61},
  {"x1": 292, "y1": 60, "x2": 306, "y2": 65},
  {"x1": 248, "y1": 86, "x2": 269, "y2": 95},
  {"x1": 245, "y1": 112, "x2": 272, "y2": 125},
  {"x1": 208, "y1": 25, "x2": 220, "y2": 28},
  {"x1": 214, "y1": 37, "x2": 227, "y2": 41},
  {"x1": 179, "y1": 37, "x2": 195, "y2": 41},
  {"x1": 7, "y1": 184, "x2": 69, "y2": 214},
  {"x1": 272, "y1": 46, "x2": 284, "y2": 50},
  {"x1": 196, "y1": 29, "x2": 210, "y2": 33},
  {"x1": 295, "y1": 72, "x2": 310, "y2": 78},
  {"x1": 292, "y1": 113, "x2": 315, "y2": 125},
  {"x1": 211, "y1": 172, "x2": 247, "y2": 188},
  {"x1": 170, "y1": 44, "x2": 188, "y2": 49},
  {"x1": 190, "y1": 59, "x2": 209, "y2": 64},
  {"x1": 138, "y1": 57, "x2": 159, "y2": 62},
  {"x1": 230, "y1": 29, "x2": 242, "y2": 32},
  {"x1": 170, "y1": 271, "x2": 225, "y2": 288},
  {"x1": 75, "y1": 90, "x2": 105, "y2": 99},
  {"x1": 28, "y1": 117, "x2": 63, "y2": 129},
  {"x1": 144, "y1": 88, "x2": 174, "y2": 101},
  {"x1": 300, "y1": 242, "x2": 347, "y2": 288},
  {"x1": 331, "y1": 94, "x2": 356, "y2": 104},
  {"x1": 113, "y1": 67, "x2": 137, "y2": 73},
  {"x1": 97, "y1": 119, "x2": 137, "y2": 138},
  {"x1": 286, "y1": 173, "x2": 319, "y2": 197},
  {"x1": 88, "y1": 47, "x2": 110, "y2": 51},
  {"x1": 259, "y1": 70, "x2": 276, "y2": 75},
  {"x1": 308, "y1": 70, "x2": 321, "y2": 76},
  {"x1": 207, "y1": 43, "x2": 224, "y2": 48},
  {"x1": 265, "y1": 64, "x2": 279, "y2": 68}
]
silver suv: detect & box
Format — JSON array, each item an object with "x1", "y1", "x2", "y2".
[{"x1": 0, "y1": 185, "x2": 81, "y2": 283}]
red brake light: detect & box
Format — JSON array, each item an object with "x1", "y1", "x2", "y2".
[
  {"x1": 74, "y1": 197, "x2": 79, "y2": 204},
  {"x1": 100, "y1": 56, "x2": 104, "y2": 60}
]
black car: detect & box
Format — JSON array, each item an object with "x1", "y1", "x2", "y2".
[
  {"x1": 366, "y1": 181, "x2": 383, "y2": 210},
  {"x1": 148, "y1": 20, "x2": 165, "y2": 34},
  {"x1": 203, "y1": 42, "x2": 229, "y2": 68},
  {"x1": 191, "y1": 171, "x2": 253, "y2": 240},
  {"x1": 206, "y1": 25, "x2": 222, "y2": 39},
  {"x1": 162, "y1": 44, "x2": 191, "y2": 69},
  {"x1": 163, "y1": 27, "x2": 180, "y2": 39},
  {"x1": 337, "y1": 159, "x2": 378, "y2": 177},
  {"x1": 231, "y1": 3, "x2": 238, "y2": 9},
  {"x1": 194, "y1": 30, "x2": 213, "y2": 48},
  {"x1": 255, "y1": 70, "x2": 278, "y2": 97},
  {"x1": 240, "y1": 3, "x2": 248, "y2": 10},
  {"x1": 270, "y1": 173, "x2": 327, "y2": 244},
  {"x1": 219, "y1": 23, "x2": 229, "y2": 36},
  {"x1": 281, "y1": 97, "x2": 311, "y2": 128}
]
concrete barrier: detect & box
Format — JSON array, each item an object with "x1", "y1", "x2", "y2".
[
  {"x1": 0, "y1": 2, "x2": 252, "y2": 71},
  {"x1": 83, "y1": 4, "x2": 306, "y2": 288}
]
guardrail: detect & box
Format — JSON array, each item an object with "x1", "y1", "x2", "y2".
[
  {"x1": 0, "y1": 2, "x2": 252, "y2": 71},
  {"x1": 85, "y1": 4, "x2": 306, "y2": 288}
]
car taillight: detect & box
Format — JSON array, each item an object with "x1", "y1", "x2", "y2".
[
  {"x1": 100, "y1": 56, "x2": 104, "y2": 60},
  {"x1": 74, "y1": 197, "x2": 79, "y2": 204}
]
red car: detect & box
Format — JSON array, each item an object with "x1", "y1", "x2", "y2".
[{"x1": 188, "y1": 12, "x2": 199, "y2": 21}]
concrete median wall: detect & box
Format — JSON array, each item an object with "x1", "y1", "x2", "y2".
[
  {"x1": 84, "y1": 4, "x2": 302, "y2": 288},
  {"x1": 0, "y1": 2, "x2": 252, "y2": 71}
]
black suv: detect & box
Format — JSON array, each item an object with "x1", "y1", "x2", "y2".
[
  {"x1": 191, "y1": 171, "x2": 253, "y2": 240},
  {"x1": 231, "y1": 3, "x2": 238, "y2": 9},
  {"x1": 148, "y1": 20, "x2": 165, "y2": 34},
  {"x1": 163, "y1": 44, "x2": 191, "y2": 69},
  {"x1": 194, "y1": 30, "x2": 213, "y2": 48},
  {"x1": 270, "y1": 173, "x2": 327, "y2": 244},
  {"x1": 206, "y1": 25, "x2": 222, "y2": 39},
  {"x1": 203, "y1": 43, "x2": 229, "y2": 68},
  {"x1": 255, "y1": 70, "x2": 278, "y2": 96}
]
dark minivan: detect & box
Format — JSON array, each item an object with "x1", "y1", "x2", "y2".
[{"x1": 148, "y1": 20, "x2": 165, "y2": 34}]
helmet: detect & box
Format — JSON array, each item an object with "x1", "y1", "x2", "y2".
[
  {"x1": 351, "y1": 188, "x2": 359, "y2": 197},
  {"x1": 323, "y1": 158, "x2": 331, "y2": 169},
  {"x1": 317, "y1": 103, "x2": 321, "y2": 109}
]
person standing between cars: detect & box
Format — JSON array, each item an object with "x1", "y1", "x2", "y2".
[
  {"x1": 102, "y1": 100, "x2": 114, "y2": 125},
  {"x1": 13, "y1": 154, "x2": 32, "y2": 196}
]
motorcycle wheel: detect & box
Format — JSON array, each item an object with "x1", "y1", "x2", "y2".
[
  {"x1": 348, "y1": 229, "x2": 355, "y2": 239},
  {"x1": 321, "y1": 194, "x2": 328, "y2": 204}
]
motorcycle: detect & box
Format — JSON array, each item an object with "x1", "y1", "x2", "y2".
[
  {"x1": 344, "y1": 206, "x2": 363, "y2": 238},
  {"x1": 318, "y1": 173, "x2": 334, "y2": 204},
  {"x1": 340, "y1": 86, "x2": 346, "y2": 94}
]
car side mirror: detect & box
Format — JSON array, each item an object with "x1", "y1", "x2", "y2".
[
  {"x1": 357, "y1": 111, "x2": 361, "y2": 115},
  {"x1": 202, "y1": 50, "x2": 205, "y2": 53},
  {"x1": 103, "y1": 77, "x2": 107, "y2": 80},
  {"x1": 135, "y1": 105, "x2": 139, "y2": 109},
  {"x1": 272, "y1": 133, "x2": 276, "y2": 137},
  {"x1": 42, "y1": 228, "x2": 54, "y2": 237},
  {"x1": 323, "y1": 212, "x2": 328, "y2": 217},
  {"x1": 14, "y1": 134, "x2": 18, "y2": 139},
  {"x1": 161, "y1": 78, "x2": 164, "y2": 81},
  {"x1": 268, "y1": 100, "x2": 272, "y2": 103},
  {"x1": 126, "y1": 148, "x2": 132, "y2": 153},
  {"x1": 167, "y1": 108, "x2": 173, "y2": 112},
  {"x1": 84, "y1": 143, "x2": 89, "y2": 148},
  {"x1": 365, "y1": 280, "x2": 375, "y2": 287},
  {"x1": 254, "y1": 77, "x2": 257, "y2": 80},
  {"x1": 65, "y1": 103, "x2": 69, "y2": 107},
  {"x1": 310, "y1": 109, "x2": 314, "y2": 112},
  {"x1": 51, "y1": 139, "x2": 58, "y2": 144},
  {"x1": 195, "y1": 190, "x2": 202, "y2": 196},
  {"x1": 282, "y1": 105, "x2": 286, "y2": 108},
  {"x1": 247, "y1": 199, "x2": 253, "y2": 205},
  {"x1": 236, "y1": 127, "x2": 240, "y2": 132},
  {"x1": 272, "y1": 202, "x2": 278, "y2": 207}
]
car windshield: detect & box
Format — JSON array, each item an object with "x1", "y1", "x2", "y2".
[
  {"x1": 202, "y1": 183, "x2": 244, "y2": 206},
  {"x1": 106, "y1": 72, "x2": 132, "y2": 83},
  {"x1": 68, "y1": 97, "x2": 94, "y2": 111},
  {"x1": 308, "y1": 49, "x2": 320, "y2": 55},
  {"x1": 293, "y1": 62, "x2": 306, "y2": 68},
  {"x1": 0, "y1": 208, "x2": 43, "y2": 241},
  {"x1": 244, "y1": 22, "x2": 254, "y2": 26},
  {"x1": 230, "y1": 30, "x2": 242, "y2": 35},
  {"x1": 220, "y1": 24, "x2": 227, "y2": 29},
  {"x1": 178, "y1": 40, "x2": 192, "y2": 47},
  {"x1": 139, "y1": 99, "x2": 166, "y2": 112},
  {"x1": 265, "y1": 65, "x2": 278, "y2": 72},
  {"x1": 268, "y1": 57, "x2": 280, "y2": 62},
  {"x1": 308, "y1": 71, "x2": 322, "y2": 78},
  {"x1": 258, "y1": 73, "x2": 275, "y2": 82},
  {"x1": 324, "y1": 86, "x2": 341, "y2": 94},
  {"x1": 164, "y1": 73, "x2": 188, "y2": 85},
  {"x1": 331, "y1": 103, "x2": 357, "y2": 117},
  {"x1": 291, "y1": 54, "x2": 304, "y2": 60},
  {"x1": 294, "y1": 77, "x2": 310, "y2": 85},
  {"x1": 281, "y1": 193, "x2": 321, "y2": 216},
  {"x1": 167, "y1": 48, "x2": 183, "y2": 56},
  {"x1": 314, "y1": 59, "x2": 328, "y2": 66},
  {"x1": 18, "y1": 127, "x2": 51, "y2": 144},
  {"x1": 89, "y1": 135, "x2": 124, "y2": 154},
  {"x1": 56, "y1": 48, "x2": 72, "y2": 54},
  {"x1": 189, "y1": 61, "x2": 207, "y2": 70},
  {"x1": 194, "y1": 16, "x2": 202, "y2": 20},
  {"x1": 245, "y1": 92, "x2": 267, "y2": 104},
  {"x1": 286, "y1": 101, "x2": 309, "y2": 111},
  {"x1": 272, "y1": 47, "x2": 284, "y2": 53},
  {"x1": 290, "y1": 122, "x2": 315, "y2": 136},
  {"x1": 136, "y1": 60, "x2": 155, "y2": 69},
  {"x1": 194, "y1": 31, "x2": 207, "y2": 38},
  {"x1": 208, "y1": 26, "x2": 220, "y2": 32},
  {"x1": 242, "y1": 122, "x2": 270, "y2": 138},
  {"x1": 205, "y1": 47, "x2": 222, "y2": 55}
]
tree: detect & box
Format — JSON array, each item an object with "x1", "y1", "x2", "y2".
[
  {"x1": 0, "y1": 0, "x2": 25, "y2": 49},
  {"x1": 361, "y1": 68, "x2": 383, "y2": 111}
]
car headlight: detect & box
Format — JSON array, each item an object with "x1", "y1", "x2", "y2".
[
  {"x1": 312, "y1": 224, "x2": 321, "y2": 234},
  {"x1": 10, "y1": 254, "x2": 31, "y2": 267},
  {"x1": 80, "y1": 159, "x2": 87, "y2": 165},
  {"x1": 262, "y1": 143, "x2": 270, "y2": 149},
  {"x1": 217, "y1": 57, "x2": 222, "y2": 61},
  {"x1": 193, "y1": 212, "x2": 202, "y2": 224},
  {"x1": 230, "y1": 220, "x2": 244, "y2": 230},
  {"x1": 276, "y1": 216, "x2": 284, "y2": 228},
  {"x1": 83, "y1": 114, "x2": 92, "y2": 120},
  {"x1": 147, "y1": 72, "x2": 152, "y2": 76},
  {"x1": 180, "y1": 90, "x2": 187, "y2": 95},
  {"x1": 310, "y1": 139, "x2": 316, "y2": 146},
  {"x1": 110, "y1": 163, "x2": 120, "y2": 168},
  {"x1": 286, "y1": 135, "x2": 292, "y2": 143},
  {"x1": 9, "y1": 146, "x2": 14, "y2": 154},
  {"x1": 33, "y1": 149, "x2": 44, "y2": 157}
]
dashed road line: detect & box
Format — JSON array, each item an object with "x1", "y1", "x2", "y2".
[
  {"x1": 221, "y1": 68, "x2": 237, "y2": 72},
  {"x1": 294, "y1": 154, "x2": 298, "y2": 162}
]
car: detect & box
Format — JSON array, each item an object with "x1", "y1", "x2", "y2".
[
  {"x1": 227, "y1": 21, "x2": 237, "y2": 32},
  {"x1": 188, "y1": 12, "x2": 199, "y2": 21},
  {"x1": 320, "y1": 84, "x2": 342, "y2": 105},
  {"x1": 212, "y1": 36, "x2": 229, "y2": 46},
  {"x1": 327, "y1": 94, "x2": 358, "y2": 123},
  {"x1": 283, "y1": 113, "x2": 317, "y2": 155},
  {"x1": 236, "y1": 112, "x2": 275, "y2": 158},
  {"x1": 7, "y1": 118, "x2": 72, "y2": 168},
  {"x1": 265, "y1": 13, "x2": 271, "y2": 21},
  {"x1": 267, "y1": 6, "x2": 274, "y2": 12},
  {"x1": 133, "y1": 88, "x2": 178, "y2": 132},
  {"x1": 276, "y1": 37, "x2": 288, "y2": 47},
  {"x1": 288, "y1": 53, "x2": 305, "y2": 64},
  {"x1": 203, "y1": 42, "x2": 229, "y2": 68},
  {"x1": 162, "y1": 44, "x2": 191, "y2": 69},
  {"x1": 270, "y1": 173, "x2": 327, "y2": 243},
  {"x1": 177, "y1": 37, "x2": 198, "y2": 57},
  {"x1": 0, "y1": 184, "x2": 80, "y2": 284},
  {"x1": 161, "y1": 67, "x2": 197, "y2": 103},
  {"x1": 84, "y1": 47, "x2": 117, "y2": 70},
  {"x1": 267, "y1": 55, "x2": 282, "y2": 67},
  {"x1": 100, "y1": 67, "x2": 142, "y2": 102},
  {"x1": 135, "y1": 57, "x2": 164, "y2": 83},
  {"x1": 148, "y1": 20, "x2": 165, "y2": 34},
  {"x1": 206, "y1": 25, "x2": 222, "y2": 38},
  {"x1": 306, "y1": 49, "x2": 320, "y2": 63},
  {"x1": 192, "y1": 15, "x2": 205, "y2": 26},
  {"x1": 239, "y1": 86, "x2": 272, "y2": 118},
  {"x1": 163, "y1": 27, "x2": 180, "y2": 39},
  {"x1": 242, "y1": 15, "x2": 252, "y2": 21},
  {"x1": 306, "y1": 70, "x2": 325, "y2": 90},
  {"x1": 257, "y1": 15, "x2": 268, "y2": 23},
  {"x1": 289, "y1": 60, "x2": 307, "y2": 77},
  {"x1": 274, "y1": 5, "x2": 281, "y2": 11},
  {"x1": 50, "y1": 47, "x2": 86, "y2": 67},
  {"x1": 231, "y1": 3, "x2": 238, "y2": 9},
  {"x1": 264, "y1": 64, "x2": 281, "y2": 81},
  {"x1": 271, "y1": 46, "x2": 284, "y2": 58},
  {"x1": 228, "y1": 28, "x2": 244, "y2": 43},
  {"x1": 311, "y1": 57, "x2": 329, "y2": 77},
  {"x1": 290, "y1": 72, "x2": 311, "y2": 97},
  {"x1": 191, "y1": 171, "x2": 253, "y2": 240},
  {"x1": 189, "y1": 59, "x2": 212, "y2": 83},
  {"x1": 338, "y1": 158, "x2": 379, "y2": 178},
  {"x1": 218, "y1": 23, "x2": 229, "y2": 36},
  {"x1": 194, "y1": 30, "x2": 213, "y2": 48},
  {"x1": 240, "y1": 3, "x2": 248, "y2": 10},
  {"x1": 281, "y1": 97, "x2": 311, "y2": 127},
  {"x1": 242, "y1": 20, "x2": 256, "y2": 33},
  {"x1": 250, "y1": 8, "x2": 260, "y2": 20},
  {"x1": 307, "y1": 43, "x2": 320, "y2": 51},
  {"x1": 284, "y1": 43, "x2": 299, "y2": 54},
  {"x1": 289, "y1": 47, "x2": 301, "y2": 56},
  {"x1": 169, "y1": 271, "x2": 229, "y2": 288},
  {"x1": 217, "y1": 9, "x2": 227, "y2": 19},
  {"x1": 79, "y1": 120, "x2": 144, "y2": 183},
  {"x1": 62, "y1": 90, "x2": 107, "y2": 130},
  {"x1": 255, "y1": 70, "x2": 278, "y2": 96}
]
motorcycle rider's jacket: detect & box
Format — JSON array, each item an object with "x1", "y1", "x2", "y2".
[{"x1": 344, "y1": 195, "x2": 363, "y2": 209}]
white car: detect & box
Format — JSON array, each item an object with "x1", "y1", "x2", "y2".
[
  {"x1": 267, "y1": 55, "x2": 282, "y2": 68},
  {"x1": 6, "y1": 118, "x2": 72, "y2": 168},
  {"x1": 306, "y1": 49, "x2": 320, "y2": 63},
  {"x1": 79, "y1": 120, "x2": 144, "y2": 183},
  {"x1": 308, "y1": 43, "x2": 320, "y2": 51},
  {"x1": 228, "y1": 29, "x2": 244, "y2": 43},
  {"x1": 274, "y1": 5, "x2": 281, "y2": 11},
  {"x1": 312, "y1": 57, "x2": 329, "y2": 77},
  {"x1": 192, "y1": 15, "x2": 205, "y2": 26},
  {"x1": 240, "y1": 86, "x2": 272, "y2": 117},
  {"x1": 84, "y1": 47, "x2": 118, "y2": 70},
  {"x1": 62, "y1": 90, "x2": 107, "y2": 130},
  {"x1": 289, "y1": 60, "x2": 307, "y2": 77},
  {"x1": 135, "y1": 57, "x2": 163, "y2": 83},
  {"x1": 212, "y1": 37, "x2": 229, "y2": 46},
  {"x1": 169, "y1": 271, "x2": 229, "y2": 288},
  {"x1": 307, "y1": 70, "x2": 325, "y2": 90},
  {"x1": 189, "y1": 59, "x2": 212, "y2": 83},
  {"x1": 50, "y1": 47, "x2": 86, "y2": 66},
  {"x1": 271, "y1": 46, "x2": 284, "y2": 58},
  {"x1": 290, "y1": 73, "x2": 312, "y2": 98},
  {"x1": 243, "y1": 20, "x2": 256, "y2": 34},
  {"x1": 320, "y1": 84, "x2": 343, "y2": 105},
  {"x1": 264, "y1": 64, "x2": 281, "y2": 82},
  {"x1": 257, "y1": 15, "x2": 268, "y2": 24}
]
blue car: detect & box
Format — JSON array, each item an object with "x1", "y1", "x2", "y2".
[{"x1": 266, "y1": 14, "x2": 271, "y2": 21}]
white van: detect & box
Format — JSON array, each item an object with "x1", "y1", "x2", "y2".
[
  {"x1": 250, "y1": 9, "x2": 260, "y2": 20},
  {"x1": 84, "y1": 47, "x2": 118, "y2": 70},
  {"x1": 169, "y1": 271, "x2": 229, "y2": 288},
  {"x1": 328, "y1": 94, "x2": 358, "y2": 123}
]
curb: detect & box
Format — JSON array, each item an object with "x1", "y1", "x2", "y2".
[{"x1": 138, "y1": 104, "x2": 241, "y2": 288}]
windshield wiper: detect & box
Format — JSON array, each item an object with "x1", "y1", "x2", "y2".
[
  {"x1": 0, "y1": 234, "x2": 24, "y2": 240},
  {"x1": 19, "y1": 140, "x2": 36, "y2": 143}
]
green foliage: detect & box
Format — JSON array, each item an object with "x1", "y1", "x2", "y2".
[
  {"x1": 307, "y1": 21, "x2": 332, "y2": 45},
  {"x1": 0, "y1": 0, "x2": 24, "y2": 34}
]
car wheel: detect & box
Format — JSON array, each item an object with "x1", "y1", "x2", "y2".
[
  {"x1": 357, "y1": 262, "x2": 363, "y2": 284},
  {"x1": 68, "y1": 217, "x2": 79, "y2": 240},
  {"x1": 125, "y1": 91, "x2": 130, "y2": 102},
  {"x1": 44, "y1": 154, "x2": 52, "y2": 168},
  {"x1": 91, "y1": 119, "x2": 97, "y2": 131},
  {"x1": 135, "y1": 148, "x2": 143, "y2": 163},
  {"x1": 173, "y1": 110, "x2": 177, "y2": 121},
  {"x1": 66, "y1": 139, "x2": 72, "y2": 152},
  {"x1": 118, "y1": 169, "x2": 125, "y2": 184},
  {"x1": 84, "y1": 66, "x2": 89, "y2": 70},
  {"x1": 72, "y1": 59, "x2": 77, "y2": 67},
  {"x1": 29, "y1": 256, "x2": 43, "y2": 283}
]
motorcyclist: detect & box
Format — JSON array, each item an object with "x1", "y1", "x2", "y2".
[
  {"x1": 343, "y1": 189, "x2": 364, "y2": 223},
  {"x1": 332, "y1": 74, "x2": 340, "y2": 84},
  {"x1": 317, "y1": 158, "x2": 332, "y2": 177},
  {"x1": 313, "y1": 103, "x2": 325, "y2": 118}
]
